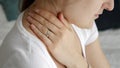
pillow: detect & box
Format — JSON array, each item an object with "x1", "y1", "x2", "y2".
[
  {"x1": 0, "y1": 20, "x2": 15, "y2": 47},
  {"x1": 0, "y1": 0, "x2": 20, "y2": 21},
  {"x1": 0, "y1": 4, "x2": 7, "y2": 23}
]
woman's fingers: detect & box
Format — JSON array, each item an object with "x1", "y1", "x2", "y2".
[
  {"x1": 58, "y1": 13, "x2": 69, "y2": 28},
  {"x1": 27, "y1": 16, "x2": 57, "y2": 43},
  {"x1": 33, "y1": 9, "x2": 72, "y2": 31},
  {"x1": 27, "y1": 11, "x2": 61, "y2": 36},
  {"x1": 34, "y1": 9, "x2": 71, "y2": 30},
  {"x1": 33, "y1": 9, "x2": 64, "y2": 29},
  {"x1": 58, "y1": 13, "x2": 73, "y2": 31},
  {"x1": 30, "y1": 24, "x2": 53, "y2": 46}
]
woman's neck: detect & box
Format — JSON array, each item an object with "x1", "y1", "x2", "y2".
[
  {"x1": 28, "y1": 1, "x2": 61, "y2": 16},
  {"x1": 22, "y1": 0, "x2": 63, "y2": 37}
]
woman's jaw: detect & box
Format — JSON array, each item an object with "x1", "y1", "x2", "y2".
[{"x1": 27, "y1": 0, "x2": 99, "y2": 29}]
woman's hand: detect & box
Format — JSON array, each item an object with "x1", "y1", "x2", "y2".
[{"x1": 26, "y1": 9, "x2": 88, "y2": 68}]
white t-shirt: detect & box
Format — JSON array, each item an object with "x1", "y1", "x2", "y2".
[{"x1": 0, "y1": 12, "x2": 98, "y2": 68}]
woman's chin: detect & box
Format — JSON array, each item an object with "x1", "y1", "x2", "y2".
[
  {"x1": 94, "y1": 15, "x2": 100, "y2": 19},
  {"x1": 75, "y1": 24, "x2": 93, "y2": 29},
  {"x1": 71, "y1": 19, "x2": 94, "y2": 29}
]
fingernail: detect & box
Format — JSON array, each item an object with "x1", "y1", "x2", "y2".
[
  {"x1": 28, "y1": 12, "x2": 34, "y2": 16},
  {"x1": 60, "y1": 13, "x2": 64, "y2": 20},
  {"x1": 27, "y1": 16, "x2": 31, "y2": 20},
  {"x1": 34, "y1": 9, "x2": 40, "y2": 13},
  {"x1": 31, "y1": 24, "x2": 35, "y2": 29},
  {"x1": 61, "y1": 13, "x2": 64, "y2": 18}
]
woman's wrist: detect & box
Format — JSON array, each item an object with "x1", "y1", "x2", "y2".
[
  {"x1": 67, "y1": 63, "x2": 88, "y2": 68},
  {"x1": 66, "y1": 57, "x2": 88, "y2": 68}
]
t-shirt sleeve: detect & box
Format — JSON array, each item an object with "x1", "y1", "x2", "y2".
[
  {"x1": 85, "y1": 23, "x2": 99, "y2": 46},
  {"x1": 2, "y1": 50, "x2": 31, "y2": 68}
]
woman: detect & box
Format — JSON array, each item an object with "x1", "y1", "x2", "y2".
[{"x1": 0, "y1": 0, "x2": 114, "y2": 68}]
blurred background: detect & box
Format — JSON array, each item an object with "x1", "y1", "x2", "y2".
[{"x1": 0, "y1": 0, "x2": 120, "y2": 68}]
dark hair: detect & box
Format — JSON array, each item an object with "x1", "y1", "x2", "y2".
[{"x1": 20, "y1": 0, "x2": 35, "y2": 12}]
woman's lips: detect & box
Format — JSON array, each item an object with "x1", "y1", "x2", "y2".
[
  {"x1": 94, "y1": 14, "x2": 99, "y2": 19},
  {"x1": 94, "y1": 14, "x2": 102, "y2": 19}
]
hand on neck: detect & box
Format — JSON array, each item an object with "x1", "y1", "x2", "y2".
[{"x1": 22, "y1": 0, "x2": 63, "y2": 39}]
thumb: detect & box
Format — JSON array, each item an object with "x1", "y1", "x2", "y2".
[{"x1": 57, "y1": 12, "x2": 70, "y2": 28}]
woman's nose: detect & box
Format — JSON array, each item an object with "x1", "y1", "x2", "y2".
[{"x1": 103, "y1": 0, "x2": 114, "y2": 11}]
